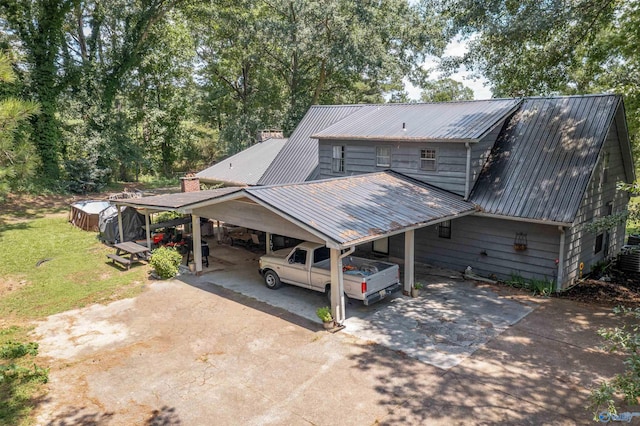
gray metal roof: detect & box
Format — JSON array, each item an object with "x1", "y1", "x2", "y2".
[
  {"x1": 248, "y1": 171, "x2": 476, "y2": 246},
  {"x1": 311, "y1": 99, "x2": 521, "y2": 142},
  {"x1": 116, "y1": 187, "x2": 243, "y2": 211},
  {"x1": 196, "y1": 138, "x2": 288, "y2": 185},
  {"x1": 470, "y1": 95, "x2": 622, "y2": 224},
  {"x1": 257, "y1": 105, "x2": 365, "y2": 185}
]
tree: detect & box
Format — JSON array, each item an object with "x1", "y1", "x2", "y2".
[
  {"x1": 0, "y1": 52, "x2": 40, "y2": 197},
  {"x1": 420, "y1": 78, "x2": 474, "y2": 102}
]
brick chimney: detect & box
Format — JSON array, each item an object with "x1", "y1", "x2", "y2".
[{"x1": 180, "y1": 173, "x2": 200, "y2": 192}]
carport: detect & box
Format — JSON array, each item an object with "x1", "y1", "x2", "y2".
[{"x1": 119, "y1": 171, "x2": 476, "y2": 324}]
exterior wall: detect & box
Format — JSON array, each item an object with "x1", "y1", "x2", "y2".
[
  {"x1": 358, "y1": 215, "x2": 561, "y2": 283},
  {"x1": 317, "y1": 126, "x2": 503, "y2": 196},
  {"x1": 469, "y1": 121, "x2": 505, "y2": 192},
  {"x1": 564, "y1": 121, "x2": 631, "y2": 286}
]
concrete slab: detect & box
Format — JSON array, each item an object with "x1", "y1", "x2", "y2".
[
  {"x1": 196, "y1": 245, "x2": 534, "y2": 370},
  {"x1": 31, "y1": 270, "x2": 626, "y2": 425}
]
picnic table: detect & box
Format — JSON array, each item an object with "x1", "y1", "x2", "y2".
[{"x1": 107, "y1": 241, "x2": 151, "y2": 270}]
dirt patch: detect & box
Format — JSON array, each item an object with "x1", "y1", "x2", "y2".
[
  {"x1": 0, "y1": 275, "x2": 28, "y2": 297},
  {"x1": 552, "y1": 266, "x2": 640, "y2": 307}
]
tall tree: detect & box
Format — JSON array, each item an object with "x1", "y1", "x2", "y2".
[
  {"x1": 1, "y1": 0, "x2": 72, "y2": 181},
  {"x1": 420, "y1": 78, "x2": 474, "y2": 102},
  {"x1": 0, "y1": 52, "x2": 40, "y2": 196}
]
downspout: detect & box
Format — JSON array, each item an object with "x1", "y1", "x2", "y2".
[
  {"x1": 556, "y1": 226, "x2": 566, "y2": 291},
  {"x1": 465, "y1": 142, "x2": 471, "y2": 200},
  {"x1": 332, "y1": 246, "x2": 355, "y2": 326}
]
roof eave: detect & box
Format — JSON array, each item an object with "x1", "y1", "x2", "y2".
[
  {"x1": 473, "y1": 211, "x2": 572, "y2": 227},
  {"x1": 312, "y1": 135, "x2": 482, "y2": 143}
]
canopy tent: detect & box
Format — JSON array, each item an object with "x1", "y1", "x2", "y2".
[{"x1": 69, "y1": 200, "x2": 111, "y2": 232}]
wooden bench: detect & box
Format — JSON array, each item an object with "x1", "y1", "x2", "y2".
[{"x1": 107, "y1": 253, "x2": 132, "y2": 270}]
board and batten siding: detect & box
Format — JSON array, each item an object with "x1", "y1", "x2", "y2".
[
  {"x1": 318, "y1": 140, "x2": 467, "y2": 195},
  {"x1": 469, "y1": 121, "x2": 506, "y2": 192},
  {"x1": 357, "y1": 215, "x2": 561, "y2": 282},
  {"x1": 563, "y1": 120, "x2": 631, "y2": 286}
]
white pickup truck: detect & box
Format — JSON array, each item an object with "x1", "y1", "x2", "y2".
[{"x1": 258, "y1": 242, "x2": 402, "y2": 305}]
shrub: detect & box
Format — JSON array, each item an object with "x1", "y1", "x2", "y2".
[
  {"x1": 150, "y1": 246, "x2": 183, "y2": 279},
  {"x1": 316, "y1": 306, "x2": 333, "y2": 323},
  {"x1": 590, "y1": 306, "x2": 640, "y2": 419}
]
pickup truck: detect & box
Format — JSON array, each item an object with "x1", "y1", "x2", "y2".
[{"x1": 258, "y1": 242, "x2": 402, "y2": 306}]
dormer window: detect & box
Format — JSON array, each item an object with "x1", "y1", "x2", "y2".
[
  {"x1": 376, "y1": 146, "x2": 391, "y2": 167},
  {"x1": 420, "y1": 149, "x2": 437, "y2": 171}
]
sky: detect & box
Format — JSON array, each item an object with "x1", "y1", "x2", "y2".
[{"x1": 406, "y1": 38, "x2": 493, "y2": 101}]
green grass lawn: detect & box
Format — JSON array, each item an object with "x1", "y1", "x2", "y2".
[{"x1": 0, "y1": 215, "x2": 149, "y2": 424}]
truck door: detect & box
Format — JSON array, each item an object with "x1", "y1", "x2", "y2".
[{"x1": 280, "y1": 248, "x2": 311, "y2": 288}]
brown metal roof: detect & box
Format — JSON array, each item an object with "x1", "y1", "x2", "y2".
[
  {"x1": 116, "y1": 187, "x2": 244, "y2": 211},
  {"x1": 470, "y1": 95, "x2": 623, "y2": 223},
  {"x1": 248, "y1": 171, "x2": 476, "y2": 247},
  {"x1": 311, "y1": 99, "x2": 521, "y2": 142}
]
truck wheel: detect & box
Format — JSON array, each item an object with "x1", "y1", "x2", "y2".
[
  {"x1": 264, "y1": 270, "x2": 282, "y2": 289},
  {"x1": 325, "y1": 286, "x2": 349, "y2": 304}
]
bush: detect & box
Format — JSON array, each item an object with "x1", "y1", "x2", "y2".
[
  {"x1": 150, "y1": 247, "x2": 183, "y2": 279},
  {"x1": 590, "y1": 306, "x2": 640, "y2": 419},
  {"x1": 316, "y1": 306, "x2": 333, "y2": 323}
]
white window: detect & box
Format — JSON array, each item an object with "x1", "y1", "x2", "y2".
[
  {"x1": 373, "y1": 237, "x2": 389, "y2": 254},
  {"x1": 376, "y1": 146, "x2": 391, "y2": 167},
  {"x1": 332, "y1": 145, "x2": 345, "y2": 173},
  {"x1": 420, "y1": 149, "x2": 436, "y2": 171}
]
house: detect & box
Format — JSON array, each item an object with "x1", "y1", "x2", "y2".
[
  {"x1": 310, "y1": 95, "x2": 634, "y2": 288},
  {"x1": 124, "y1": 94, "x2": 633, "y2": 323}
]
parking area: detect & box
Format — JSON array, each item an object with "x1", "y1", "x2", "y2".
[
  {"x1": 196, "y1": 244, "x2": 534, "y2": 370},
  {"x1": 31, "y1": 243, "x2": 626, "y2": 424}
]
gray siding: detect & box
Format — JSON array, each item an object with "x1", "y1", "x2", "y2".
[
  {"x1": 358, "y1": 215, "x2": 561, "y2": 282},
  {"x1": 469, "y1": 120, "x2": 505, "y2": 192},
  {"x1": 564, "y1": 121, "x2": 630, "y2": 286},
  {"x1": 318, "y1": 140, "x2": 469, "y2": 195}
]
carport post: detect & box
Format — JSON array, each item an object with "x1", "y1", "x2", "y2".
[
  {"x1": 144, "y1": 210, "x2": 151, "y2": 250},
  {"x1": 216, "y1": 220, "x2": 222, "y2": 244},
  {"x1": 192, "y1": 214, "x2": 203, "y2": 274},
  {"x1": 117, "y1": 205, "x2": 124, "y2": 243},
  {"x1": 265, "y1": 232, "x2": 272, "y2": 254},
  {"x1": 330, "y1": 248, "x2": 346, "y2": 325},
  {"x1": 404, "y1": 230, "x2": 415, "y2": 293}
]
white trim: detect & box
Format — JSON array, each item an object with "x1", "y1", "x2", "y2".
[
  {"x1": 464, "y1": 142, "x2": 471, "y2": 200},
  {"x1": 557, "y1": 226, "x2": 566, "y2": 291}
]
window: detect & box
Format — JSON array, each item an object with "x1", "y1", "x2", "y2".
[
  {"x1": 376, "y1": 146, "x2": 391, "y2": 167},
  {"x1": 314, "y1": 247, "x2": 330, "y2": 263},
  {"x1": 438, "y1": 220, "x2": 451, "y2": 239},
  {"x1": 332, "y1": 145, "x2": 345, "y2": 173},
  {"x1": 291, "y1": 249, "x2": 307, "y2": 265},
  {"x1": 595, "y1": 233, "x2": 603, "y2": 254},
  {"x1": 373, "y1": 237, "x2": 389, "y2": 254},
  {"x1": 420, "y1": 149, "x2": 437, "y2": 171}
]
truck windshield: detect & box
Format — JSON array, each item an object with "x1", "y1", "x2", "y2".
[
  {"x1": 291, "y1": 249, "x2": 307, "y2": 264},
  {"x1": 314, "y1": 247, "x2": 330, "y2": 263}
]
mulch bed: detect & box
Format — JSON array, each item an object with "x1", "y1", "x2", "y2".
[{"x1": 557, "y1": 267, "x2": 640, "y2": 307}]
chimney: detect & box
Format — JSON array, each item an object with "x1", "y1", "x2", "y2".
[
  {"x1": 180, "y1": 173, "x2": 200, "y2": 192},
  {"x1": 257, "y1": 129, "x2": 284, "y2": 142}
]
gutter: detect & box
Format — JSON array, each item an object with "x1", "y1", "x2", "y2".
[
  {"x1": 465, "y1": 142, "x2": 471, "y2": 200},
  {"x1": 556, "y1": 226, "x2": 566, "y2": 291}
]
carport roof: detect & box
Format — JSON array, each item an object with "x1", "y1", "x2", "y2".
[
  {"x1": 245, "y1": 171, "x2": 477, "y2": 247},
  {"x1": 116, "y1": 186, "x2": 244, "y2": 211}
]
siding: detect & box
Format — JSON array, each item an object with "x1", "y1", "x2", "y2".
[
  {"x1": 358, "y1": 215, "x2": 561, "y2": 282},
  {"x1": 318, "y1": 140, "x2": 469, "y2": 195},
  {"x1": 469, "y1": 120, "x2": 506, "y2": 192},
  {"x1": 563, "y1": 119, "x2": 631, "y2": 286}
]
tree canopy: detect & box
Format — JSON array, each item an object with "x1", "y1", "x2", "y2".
[{"x1": 1, "y1": 0, "x2": 639, "y2": 192}]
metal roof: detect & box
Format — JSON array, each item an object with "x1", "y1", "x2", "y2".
[
  {"x1": 470, "y1": 95, "x2": 622, "y2": 224},
  {"x1": 247, "y1": 170, "x2": 476, "y2": 247},
  {"x1": 257, "y1": 105, "x2": 365, "y2": 185},
  {"x1": 116, "y1": 187, "x2": 243, "y2": 211},
  {"x1": 196, "y1": 138, "x2": 288, "y2": 185},
  {"x1": 311, "y1": 99, "x2": 521, "y2": 142}
]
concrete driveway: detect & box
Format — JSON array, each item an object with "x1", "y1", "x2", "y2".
[{"x1": 32, "y1": 245, "x2": 627, "y2": 425}]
